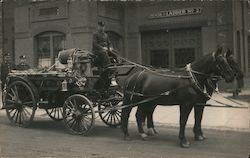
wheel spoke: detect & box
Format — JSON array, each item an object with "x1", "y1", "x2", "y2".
[
  {"x1": 66, "y1": 117, "x2": 74, "y2": 124},
  {"x1": 115, "y1": 111, "x2": 121, "y2": 117},
  {"x1": 81, "y1": 118, "x2": 90, "y2": 130},
  {"x1": 7, "y1": 92, "x2": 15, "y2": 98},
  {"x1": 18, "y1": 111, "x2": 22, "y2": 124},
  {"x1": 53, "y1": 108, "x2": 57, "y2": 118},
  {"x1": 68, "y1": 101, "x2": 75, "y2": 110},
  {"x1": 69, "y1": 119, "x2": 76, "y2": 128},
  {"x1": 22, "y1": 95, "x2": 31, "y2": 102},
  {"x1": 23, "y1": 108, "x2": 31, "y2": 116},
  {"x1": 22, "y1": 110, "x2": 28, "y2": 121},
  {"x1": 106, "y1": 113, "x2": 112, "y2": 124},
  {"x1": 10, "y1": 88, "x2": 17, "y2": 98},
  {"x1": 114, "y1": 112, "x2": 121, "y2": 122},
  {"x1": 10, "y1": 109, "x2": 18, "y2": 120},
  {"x1": 15, "y1": 111, "x2": 19, "y2": 123},
  {"x1": 6, "y1": 99, "x2": 19, "y2": 105},
  {"x1": 102, "y1": 111, "x2": 110, "y2": 119},
  {"x1": 73, "y1": 99, "x2": 77, "y2": 108},
  {"x1": 22, "y1": 101, "x2": 33, "y2": 105},
  {"x1": 14, "y1": 86, "x2": 19, "y2": 99}
]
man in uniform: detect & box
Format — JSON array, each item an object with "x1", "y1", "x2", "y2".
[
  {"x1": 92, "y1": 21, "x2": 112, "y2": 68},
  {"x1": 16, "y1": 55, "x2": 30, "y2": 70}
]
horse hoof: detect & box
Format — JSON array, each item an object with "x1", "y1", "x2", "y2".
[
  {"x1": 180, "y1": 139, "x2": 190, "y2": 148},
  {"x1": 147, "y1": 128, "x2": 155, "y2": 136},
  {"x1": 124, "y1": 136, "x2": 132, "y2": 141},
  {"x1": 195, "y1": 135, "x2": 206, "y2": 141},
  {"x1": 140, "y1": 133, "x2": 149, "y2": 141},
  {"x1": 153, "y1": 128, "x2": 158, "y2": 135}
]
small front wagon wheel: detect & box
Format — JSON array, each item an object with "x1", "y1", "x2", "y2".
[
  {"x1": 5, "y1": 81, "x2": 36, "y2": 127},
  {"x1": 45, "y1": 107, "x2": 63, "y2": 121},
  {"x1": 98, "y1": 91, "x2": 123, "y2": 128},
  {"x1": 63, "y1": 94, "x2": 95, "y2": 135}
]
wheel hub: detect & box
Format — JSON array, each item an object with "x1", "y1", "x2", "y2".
[{"x1": 110, "y1": 109, "x2": 117, "y2": 114}]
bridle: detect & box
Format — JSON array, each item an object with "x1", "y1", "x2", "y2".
[
  {"x1": 186, "y1": 52, "x2": 232, "y2": 97},
  {"x1": 213, "y1": 52, "x2": 234, "y2": 78}
]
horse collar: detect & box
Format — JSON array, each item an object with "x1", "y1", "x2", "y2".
[{"x1": 186, "y1": 63, "x2": 211, "y2": 99}]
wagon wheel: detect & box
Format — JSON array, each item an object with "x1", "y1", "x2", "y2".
[
  {"x1": 98, "y1": 91, "x2": 123, "y2": 128},
  {"x1": 63, "y1": 94, "x2": 95, "y2": 135},
  {"x1": 5, "y1": 81, "x2": 36, "y2": 127},
  {"x1": 45, "y1": 107, "x2": 63, "y2": 121}
]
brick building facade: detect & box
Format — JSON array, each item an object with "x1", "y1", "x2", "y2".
[{"x1": 2, "y1": 0, "x2": 250, "y2": 76}]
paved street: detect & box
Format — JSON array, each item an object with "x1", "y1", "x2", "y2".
[{"x1": 0, "y1": 113, "x2": 249, "y2": 158}]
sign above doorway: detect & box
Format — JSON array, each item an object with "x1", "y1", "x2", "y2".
[{"x1": 148, "y1": 7, "x2": 202, "y2": 19}]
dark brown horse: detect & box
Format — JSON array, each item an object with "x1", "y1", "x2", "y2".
[
  {"x1": 120, "y1": 47, "x2": 235, "y2": 148},
  {"x1": 139, "y1": 49, "x2": 244, "y2": 141}
]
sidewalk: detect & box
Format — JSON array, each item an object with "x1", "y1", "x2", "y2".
[{"x1": 129, "y1": 89, "x2": 249, "y2": 132}]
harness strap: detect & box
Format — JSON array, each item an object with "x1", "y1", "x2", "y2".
[
  {"x1": 129, "y1": 70, "x2": 145, "y2": 101},
  {"x1": 125, "y1": 90, "x2": 170, "y2": 97},
  {"x1": 186, "y1": 64, "x2": 211, "y2": 98},
  {"x1": 117, "y1": 96, "x2": 160, "y2": 110}
]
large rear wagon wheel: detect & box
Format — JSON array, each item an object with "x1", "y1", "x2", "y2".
[
  {"x1": 98, "y1": 91, "x2": 123, "y2": 128},
  {"x1": 5, "y1": 81, "x2": 36, "y2": 127},
  {"x1": 45, "y1": 107, "x2": 63, "y2": 121},
  {"x1": 63, "y1": 94, "x2": 95, "y2": 135}
]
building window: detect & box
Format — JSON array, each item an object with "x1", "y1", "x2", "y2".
[
  {"x1": 150, "y1": 50, "x2": 169, "y2": 68},
  {"x1": 36, "y1": 32, "x2": 65, "y2": 67},
  {"x1": 174, "y1": 48, "x2": 195, "y2": 68},
  {"x1": 107, "y1": 31, "x2": 123, "y2": 54},
  {"x1": 39, "y1": 7, "x2": 59, "y2": 16}
]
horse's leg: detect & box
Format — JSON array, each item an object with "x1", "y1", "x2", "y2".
[
  {"x1": 121, "y1": 105, "x2": 133, "y2": 141},
  {"x1": 141, "y1": 109, "x2": 146, "y2": 127},
  {"x1": 136, "y1": 105, "x2": 149, "y2": 140},
  {"x1": 193, "y1": 105, "x2": 206, "y2": 141},
  {"x1": 179, "y1": 104, "x2": 193, "y2": 148},
  {"x1": 146, "y1": 105, "x2": 157, "y2": 136}
]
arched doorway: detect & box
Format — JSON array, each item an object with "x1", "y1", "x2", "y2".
[{"x1": 35, "y1": 31, "x2": 65, "y2": 67}]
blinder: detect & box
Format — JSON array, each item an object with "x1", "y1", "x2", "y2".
[{"x1": 213, "y1": 52, "x2": 234, "y2": 79}]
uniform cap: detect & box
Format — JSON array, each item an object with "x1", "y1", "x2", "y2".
[
  {"x1": 20, "y1": 55, "x2": 26, "y2": 59},
  {"x1": 98, "y1": 21, "x2": 105, "y2": 27}
]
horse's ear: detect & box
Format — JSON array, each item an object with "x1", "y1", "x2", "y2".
[
  {"x1": 215, "y1": 46, "x2": 223, "y2": 56},
  {"x1": 226, "y1": 49, "x2": 232, "y2": 58}
]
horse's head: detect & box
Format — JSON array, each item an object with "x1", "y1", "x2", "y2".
[
  {"x1": 226, "y1": 49, "x2": 244, "y2": 88},
  {"x1": 212, "y1": 47, "x2": 234, "y2": 83}
]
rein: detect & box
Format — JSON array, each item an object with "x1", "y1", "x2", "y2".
[{"x1": 111, "y1": 50, "x2": 190, "y2": 79}]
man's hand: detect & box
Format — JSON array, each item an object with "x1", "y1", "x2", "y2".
[
  {"x1": 109, "y1": 47, "x2": 114, "y2": 51},
  {"x1": 103, "y1": 47, "x2": 108, "y2": 51}
]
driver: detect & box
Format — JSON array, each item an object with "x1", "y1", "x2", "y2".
[{"x1": 92, "y1": 21, "x2": 112, "y2": 68}]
